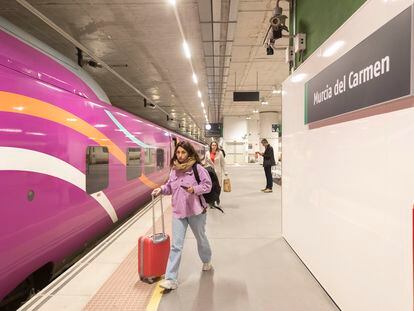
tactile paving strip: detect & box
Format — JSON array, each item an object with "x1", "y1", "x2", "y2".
[{"x1": 84, "y1": 203, "x2": 172, "y2": 311}]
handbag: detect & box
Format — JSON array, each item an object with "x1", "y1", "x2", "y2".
[{"x1": 223, "y1": 177, "x2": 231, "y2": 192}]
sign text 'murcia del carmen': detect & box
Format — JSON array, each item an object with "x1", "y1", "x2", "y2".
[
  {"x1": 305, "y1": 7, "x2": 411, "y2": 124},
  {"x1": 313, "y1": 56, "x2": 390, "y2": 106}
]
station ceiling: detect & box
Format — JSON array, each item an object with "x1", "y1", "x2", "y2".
[{"x1": 0, "y1": 0, "x2": 290, "y2": 138}]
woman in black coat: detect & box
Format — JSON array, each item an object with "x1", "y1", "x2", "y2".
[{"x1": 258, "y1": 138, "x2": 276, "y2": 193}]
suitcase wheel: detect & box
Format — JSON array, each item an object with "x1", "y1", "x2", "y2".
[{"x1": 139, "y1": 276, "x2": 155, "y2": 284}]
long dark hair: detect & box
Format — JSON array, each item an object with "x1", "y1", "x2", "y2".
[
  {"x1": 209, "y1": 141, "x2": 219, "y2": 153},
  {"x1": 170, "y1": 141, "x2": 201, "y2": 167}
]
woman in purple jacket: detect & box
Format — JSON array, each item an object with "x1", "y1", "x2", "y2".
[{"x1": 152, "y1": 141, "x2": 213, "y2": 290}]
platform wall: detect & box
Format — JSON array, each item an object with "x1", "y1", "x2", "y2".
[{"x1": 282, "y1": 0, "x2": 414, "y2": 310}]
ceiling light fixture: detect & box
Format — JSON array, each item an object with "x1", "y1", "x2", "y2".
[
  {"x1": 197, "y1": 90, "x2": 202, "y2": 98},
  {"x1": 192, "y1": 73, "x2": 198, "y2": 84},
  {"x1": 272, "y1": 86, "x2": 282, "y2": 94},
  {"x1": 168, "y1": 0, "x2": 176, "y2": 5},
  {"x1": 201, "y1": 101, "x2": 204, "y2": 107},
  {"x1": 260, "y1": 97, "x2": 269, "y2": 105},
  {"x1": 183, "y1": 41, "x2": 191, "y2": 59}
]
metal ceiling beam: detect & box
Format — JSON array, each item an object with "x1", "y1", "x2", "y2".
[
  {"x1": 204, "y1": 55, "x2": 232, "y2": 57},
  {"x1": 231, "y1": 59, "x2": 285, "y2": 63},
  {"x1": 238, "y1": 7, "x2": 289, "y2": 13},
  {"x1": 232, "y1": 44, "x2": 288, "y2": 49},
  {"x1": 206, "y1": 66, "x2": 230, "y2": 68},
  {"x1": 15, "y1": 0, "x2": 171, "y2": 116},
  {"x1": 200, "y1": 21, "x2": 237, "y2": 24},
  {"x1": 209, "y1": 0, "x2": 216, "y2": 113},
  {"x1": 202, "y1": 40, "x2": 234, "y2": 43}
]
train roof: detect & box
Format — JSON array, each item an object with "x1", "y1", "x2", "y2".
[{"x1": 0, "y1": 16, "x2": 111, "y2": 105}]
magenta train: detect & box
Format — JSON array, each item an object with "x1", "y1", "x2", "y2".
[{"x1": 0, "y1": 17, "x2": 205, "y2": 306}]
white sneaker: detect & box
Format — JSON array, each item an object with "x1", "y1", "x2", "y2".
[
  {"x1": 159, "y1": 279, "x2": 178, "y2": 290},
  {"x1": 202, "y1": 262, "x2": 213, "y2": 271}
]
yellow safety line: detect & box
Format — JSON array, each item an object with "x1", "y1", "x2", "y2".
[{"x1": 146, "y1": 281, "x2": 164, "y2": 311}]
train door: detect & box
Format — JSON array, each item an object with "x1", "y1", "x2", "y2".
[{"x1": 170, "y1": 137, "x2": 177, "y2": 158}]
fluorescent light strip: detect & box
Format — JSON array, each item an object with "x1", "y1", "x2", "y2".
[
  {"x1": 183, "y1": 41, "x2": 191, "y2": 59},
  {"x1": 171, "y1": 3, "x2": 205, "y2": 131}
]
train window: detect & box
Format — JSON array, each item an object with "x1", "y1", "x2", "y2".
[
  {"x1": 126, "y1": 147, "x2": 141, "y2": 180},
  {"x1": 156, "y1": 148, "x2": 165, "y2": 169},
  {"x1": 198, "y1": 147, "x2": 205, "y2": 161},
  {"x1": 144, "y1": 148, "x2": 156, "y2": 174},
  {"x1": 172, "y1": 137, "x2": 178, "y2": 147},
  {"x1": 86, "y1": 146, "x2": 109, "y2": 194}
]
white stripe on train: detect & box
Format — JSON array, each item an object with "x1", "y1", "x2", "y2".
[{"x1": 0, "y1": 146, "x2": 118, "y2": 222}]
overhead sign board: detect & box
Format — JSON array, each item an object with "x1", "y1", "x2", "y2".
[
  {"x1": 305, "y1": 7, "x2": 411, "y2": 124},
  {"x1": 205, "y1": 123, "x2": 223, "y2": 138},
  {"x1": 233, "y1": 91, "x2": 260, "y2": 102}
]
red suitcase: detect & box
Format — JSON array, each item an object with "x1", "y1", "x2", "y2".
[{"x1": 138, "y1": 195, "x2": 170, "y2": 282}]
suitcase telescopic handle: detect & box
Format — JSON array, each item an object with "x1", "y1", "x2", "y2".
[{"x1": 151, "y1": 194, "x2": 166, "y2": 237}]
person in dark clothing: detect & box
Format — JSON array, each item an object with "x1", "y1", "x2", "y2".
[{"x1": 258, "y1": 138, "x2": 276, "y2": 193}]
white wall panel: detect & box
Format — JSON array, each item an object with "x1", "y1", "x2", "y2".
[{"x1": 282, "y1": 1, "x2": 413, "y2": 310}]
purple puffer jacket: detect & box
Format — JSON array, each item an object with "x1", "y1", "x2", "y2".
[{"x1": 161, "y1": 164, "x2": 212, "y2": 218}]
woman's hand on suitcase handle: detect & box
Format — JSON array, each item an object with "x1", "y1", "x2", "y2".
[
  {"x1": 186, "y1": 186, "x2": 194, "y2": 194},
  {"x1": 152, "y1": 187, "x2": 162, "y2": 197}
]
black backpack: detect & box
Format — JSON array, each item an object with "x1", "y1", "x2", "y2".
[{"x1": 192, "y1": 164, "x2": 224, "y2": 213}]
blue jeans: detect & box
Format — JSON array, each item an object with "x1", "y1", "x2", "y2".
[{"x1": 165, "y1": 213, "x2": 212, "y2": 281}]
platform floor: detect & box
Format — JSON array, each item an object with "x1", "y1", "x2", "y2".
[
  {"x1": 20, "y1": 164, "x2": 339, "y2": 311},
  {"x1": 157, "y1": 164, "x2": 339, "y2": 311}
]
